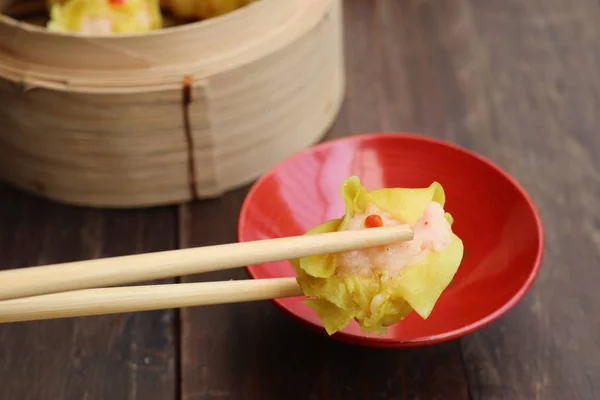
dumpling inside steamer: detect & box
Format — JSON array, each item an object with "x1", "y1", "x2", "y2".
[
  {"x1": 44, "y1": 0, "x2": 257, "y2": 34},
  {"x1": 292, "y1": 176, "x2": 464, "y2": 335},
  {"x1": 46, "y1": 0, "x2": 163, "y2": 34},
  {"x1": 160, "y1": 0, "x2": 256, "y2": 20}
]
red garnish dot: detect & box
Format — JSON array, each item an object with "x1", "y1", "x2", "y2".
[
  {"x1": 364, "y1": 214, "x2": 383, "y2": 228},
  {"x1": 109, "y1": 0, "x2": 125, "y2": 5}
]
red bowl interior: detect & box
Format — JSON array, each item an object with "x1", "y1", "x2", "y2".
[{"x1": 238, "y1": 133, "x2": 544, "y2": 347}]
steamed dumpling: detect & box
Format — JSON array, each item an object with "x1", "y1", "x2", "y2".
[
  {"x1": 160, "y1": 0, "x2": 254, "y2": 20},
  {"x1": 47, "y1": 0, "x2": 163, "y2": 34},
  {"x1": 292, "y1": 176, "x2": 464, "y2": 335}
]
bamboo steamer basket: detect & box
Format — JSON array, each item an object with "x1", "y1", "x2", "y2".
[{"x1": 0, "y1": 0, "x2": 345, "y2": 207}]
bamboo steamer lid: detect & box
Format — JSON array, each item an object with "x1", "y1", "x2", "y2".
[{"x1": 0, "y1": 0, "x2": 345, "y2": 207}]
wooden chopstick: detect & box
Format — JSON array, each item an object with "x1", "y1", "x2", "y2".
[
  {"x1": 0, "y1": 225, "x2": 413, "y2": 301},
  {"x1": 0, "y1": 278, "x2": 303, "y2": 323}
]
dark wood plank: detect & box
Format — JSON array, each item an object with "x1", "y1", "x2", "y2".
[
  {"x1": 178, "y1": 1, "x2": 472, "y2": 399},
  {"x1": 0, "y1": 185, "x2": 178, "y2": 400},
  {"x1": 179, "y1": 0, "x2": 600, "y2": 398},
  {"x1": 333, "y1": 0, "x2": 600, "y2": 397},
  {"x1": 337, "y1": 0, "x2": 600, "y2": 398},
  {"x1": 454, "y1": 0, "x2": 600, "y2": 398}
]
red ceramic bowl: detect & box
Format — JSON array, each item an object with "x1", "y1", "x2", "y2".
[{"x1": 238, "y1": 133, "x2": 544, "y2": 347}]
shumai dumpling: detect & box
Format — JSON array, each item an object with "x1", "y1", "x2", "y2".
[
  {"x1": 160, "y1": 0, "x2": 254, "y2": 20},
  {"x1": 47, "y1": 0, "x2": 162, "y2": 34},
  {"x1": 292, "y1": 176, "x2": 464, "y2": 335}
]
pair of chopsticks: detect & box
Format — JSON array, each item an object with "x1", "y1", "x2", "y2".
[{"x1": 0, "y1": 225, "x2": 413, "y2": 323}]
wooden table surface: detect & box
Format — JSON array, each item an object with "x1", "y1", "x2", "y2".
[{"x1": 1, "y1": 0, "x2": 599, "y2": 399}]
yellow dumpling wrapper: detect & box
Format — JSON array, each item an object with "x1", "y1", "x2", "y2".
[
  {"x1": 292, "y1": 176, "x2": 464, "y2": 335},
  {"x1": 47, "y1": 0, "x2": 162, "y2": 34}
]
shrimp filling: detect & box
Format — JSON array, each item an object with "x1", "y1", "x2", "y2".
[{"x1": 337, "y1": 202, "x2": 453, "y2": 277}]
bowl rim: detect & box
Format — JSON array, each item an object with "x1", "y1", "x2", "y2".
[{"x1": 239, "y1": 132, "x2": 545, "y2": 347}]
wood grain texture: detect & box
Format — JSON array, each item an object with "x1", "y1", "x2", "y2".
[
  {"x1": 456, "y1": 0, "x2": 600, "y2": 399},
  {"x1": 0, "y1": 0, "x2": 343, "y2": 208},
  {"x1": 0, "y1": 184, "x2": 178, "y2": 400},
  {"x1": 1, "y1": 0, "x2": 599, "y2": 398},
  {"x1": 177, "y1": 2, "x2": 471, "y2": 399},
  {"x1": 179, "y1": 0, "x2": 600, "y2": 399}
]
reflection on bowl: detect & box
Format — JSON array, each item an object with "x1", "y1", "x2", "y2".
[{"x1": 239, "y1": 133, "x2": 544, "y2": 348}]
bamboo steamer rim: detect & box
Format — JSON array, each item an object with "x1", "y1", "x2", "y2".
[
  {"x1": 0, "y1": 0, "x2": 332, "y2": 92},
  {"x1": 0, "y1": 0, "x2": 345, "y2": 208}
]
